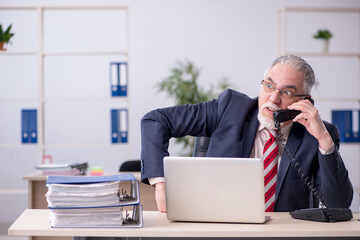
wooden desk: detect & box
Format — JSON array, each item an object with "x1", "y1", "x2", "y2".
[
  {"x1": 23, "y1": 172, "x2": 157, "y2": 240},
  {"x1": 8, "y1": 209, "x2": 360, "y2": 239}
]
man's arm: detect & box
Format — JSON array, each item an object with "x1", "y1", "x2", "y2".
[
  {"x1": 316, "y1": 123, "x2": 353, "y2": 208},
  {"x1": 148, "y1": 177, "x2": 167, "y2": 212},
  {"x1": 140, "y1": 89, "x2": 240, "y2": 184},
  {"x1": 140, "y1": 89, "x2": 242, "y2": 212},
  {"x1": 140, "y1": 103, "x2": 215, "y2": 212},
  {"x1": 140, "y1": 101, "x2": 216, "y2": 183},
  {"x1": 289, "y1": 99, "x2": 353, "y2": 207}
]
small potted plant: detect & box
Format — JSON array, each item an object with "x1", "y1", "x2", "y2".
[
  {"x1": 313, "y1": 29, "x2": 333, "y2": 53},
  {"x1": 0, "y1": 24, "x2": 15, "y2": 51}
]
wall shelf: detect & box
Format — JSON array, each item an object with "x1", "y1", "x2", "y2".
[
  {"x1": 0, "y1": 5, "x2": 130, "y2": 164},
  {"x1": 283, "y1": 52, "x2": 360, "y2": 57}
]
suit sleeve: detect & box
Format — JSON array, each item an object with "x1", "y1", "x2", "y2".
[
  {"x1": 140, "y1": 89, "x2": 233, "y2": 184},
  {"x1": 317, "y1": 123, "x2": 353, "y2": 208}
]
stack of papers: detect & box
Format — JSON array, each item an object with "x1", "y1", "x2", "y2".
[
  {"x1": 46, "y1": 181, "x2": 121, "y2": 208},
  {"x1": 46, "y1": 174, "x2": 143, "y2": 228},
  {"x1": 49, "y1": 207, "x2": 124, "y2": 228},
  {"x1": 36, "y1": 162, "x2": 88, "y2": 175}
]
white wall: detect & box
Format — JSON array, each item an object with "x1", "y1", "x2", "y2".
[{"x1": 0, "y1": 0, "x2": 360, "y2": 227}]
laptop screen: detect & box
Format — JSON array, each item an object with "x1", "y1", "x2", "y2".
[{"x1": 164, "y1": 156, "x2": 266, "y2": 223}]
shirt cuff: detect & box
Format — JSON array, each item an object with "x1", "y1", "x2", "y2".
[
  {"x1": 319, "y1": 142, "x2": 335, "y2": 155},
  {"x1": 149, "y1": 177, "x2": 165, "y2": 185}
]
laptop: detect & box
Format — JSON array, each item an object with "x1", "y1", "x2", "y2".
[{"x1": 164, "y1": 156, "x2": 267, "y2": 223}]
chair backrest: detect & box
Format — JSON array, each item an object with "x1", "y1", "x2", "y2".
[
  {"x1": 119, "y1": 160, "x2": 141, "y2": 172},
  {"x1": 192, "y1": 137, "x2": 210, "y2": 157}
]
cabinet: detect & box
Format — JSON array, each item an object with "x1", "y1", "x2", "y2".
[
  {"x1": 0, "y1": 6, "x2": 132, "y2": 236},
  {"x1": 278, "y1": 7, "x2": 360, "y2": 211},
  {"x1": 0, "y1": 6, "x2": 130, "y2": 170}
]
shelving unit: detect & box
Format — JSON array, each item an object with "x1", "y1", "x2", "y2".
[
  {"x1": 0, "y1": 5, "x2": 131, "y2": 239},
  {"x1": 278, "y1": 7, "x2": 360, "y2": 55},
  {"x1": 0, "y1": 5, "x2": 130, "y2": 164},
  {"x1": 278, "y1": 7, "x2": 360, "y2": 103},
  {"x1": 278, "y1": 7, "x2": 360, "y2": 111},
  {"x1": 278, "y1": 7, "x2": 360, "y2": 106},
  {"x1": 278, "y1": 7, "x2": 360, "y2": 211}
]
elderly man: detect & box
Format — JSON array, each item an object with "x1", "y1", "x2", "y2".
[{"x1": 140, "y1": 55, "x2": 353, "y2": 213}]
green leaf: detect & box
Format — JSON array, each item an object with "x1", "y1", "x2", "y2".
[
  {"x1": 313, "y1": 29, "x2": 333, "y2": 40},
  {"x1": 0, "y1": 25, "x2": 3, "y2": 42},
  {"x1": 0, "y1": 24, "x2": 15, "y2": 43}
]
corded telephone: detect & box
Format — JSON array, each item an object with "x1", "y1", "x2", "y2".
[
  {"x1": 273, "y1": 98, "x2": 314, "y2": 128},
  {"x1": 272, "y1": 98, "x2": 353, "y2": 222}
]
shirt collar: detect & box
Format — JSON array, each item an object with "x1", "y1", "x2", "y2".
[{"x1": 258, "y1": 122, "x2": 293, "y2": 139}]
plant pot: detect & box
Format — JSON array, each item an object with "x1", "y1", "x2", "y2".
[
  {"x1": 0, "y1": 42, "x2": 5, "y2": 51},
  {"x1": 315, "y1": 39, "x2": 329, "y2": 53}
]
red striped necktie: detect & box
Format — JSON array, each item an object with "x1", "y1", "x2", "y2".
[{"x1": 263, "y1": 129, "x2": 279, "y2": 212}]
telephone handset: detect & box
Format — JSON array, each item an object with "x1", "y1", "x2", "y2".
[
  {"x1": 273, "y1": 98, "x2": 314, "y2": 128},
  {"x1": 272, "y1": 97, "x2": 352, "y2": 222}
]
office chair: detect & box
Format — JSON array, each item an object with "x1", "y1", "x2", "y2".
[
  {"x1": 119, "y1": 160, "x2": 141, "y2": 172},
  {"x1": 192, "y1": 136, "x2": 210, "y2": 157}
]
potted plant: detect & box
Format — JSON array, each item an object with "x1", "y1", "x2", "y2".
[
  {"x1": 0, "y1": 24, "x2": 15, "y2": 51},
  {"x1": 313, "y1": 29, "x2": 333, "y2": 53},
  {"x1": 157, "y1": 60, "x2": 231, "y2": 155}
]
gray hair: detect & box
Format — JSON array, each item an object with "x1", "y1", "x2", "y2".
[{"x1": 264, "y1": 55, "x2": 315, "y2": 94}]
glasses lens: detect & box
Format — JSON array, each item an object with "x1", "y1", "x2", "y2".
[
  {"x1": 262, "y1": 81, "x2": 274, "y2": 92},
  {"x1": 262, "y1": 80, "x2": 297, "y2": 99},
  {"x1": 282, "y1": 89, "x2": 296, "y2": 99}
]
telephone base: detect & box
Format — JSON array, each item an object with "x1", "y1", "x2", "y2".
[{"x1": 290, "y1": 208, "x2": 353, "y2": 222}]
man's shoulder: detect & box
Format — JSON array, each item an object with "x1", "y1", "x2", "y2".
[
  {"x1": 214, "y1": 89, "x2": 258, "y2": 119},
  {"x1": 218, "y1": 88, "x2": 258, "y2": 103}
]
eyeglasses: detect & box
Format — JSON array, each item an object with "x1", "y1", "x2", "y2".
[{"x1": 260, "y1": 80, "x2": 309, "y2": 100}]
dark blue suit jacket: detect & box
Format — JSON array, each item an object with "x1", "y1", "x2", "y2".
[{"x1": 141, "y1": 89, "x2": 353, "y2": 211}]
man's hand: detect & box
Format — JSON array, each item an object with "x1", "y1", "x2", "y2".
[
  {"x1": 154, "y1": 182, "x2": 167, "y2": 213},
  {"x1": 288, "y1": 99, "x2": 333, "y2": 151}
]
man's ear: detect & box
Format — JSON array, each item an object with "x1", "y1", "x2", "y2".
[
  {"x1": 303, "y1": 94, "x2": 311, "y2": 100},
  {"x1": 305, "y1": 96, "x2": 314, "y2": 105}
]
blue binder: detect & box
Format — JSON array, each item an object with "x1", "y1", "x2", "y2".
[
  {"x1": 110, "y1": 109, "x2": 128, "y2": 143},
  {"x1": 110, "y1": 62, "x2": 128, "y2": 97},
  {"x1": 111, "y1": 109, "x2": 119, "y2": 143},
  {"x1": 46, "y1": 174, "x2": 140, "y2": 208},
  {"x1": 29, "y1": 110, "x2": 37, "y2": 143},
  {"x1": 119, "y1": 108, "x2": 128, "y2": 143},
  {"x1": 46, "y1": 174, "x2": 143, "y2": 228},
  {"x1": 47, "y1": 173, "x2": 138, "y2": 184},
  {"x1": 21, "y1": 110, "x2": 29, "y2": 143},
  {"x1": 119, "y1": 62, "x2": 128, "y2": 96},
  {"x1": 331, "y1": 110, "x2": 353, "y2": 142},
  {"x1": 352, "y1": 110, "x2": 360, "y2": 142},
  {"x1": 21, "y1": 109, "x2": 37, "y2": 144}
]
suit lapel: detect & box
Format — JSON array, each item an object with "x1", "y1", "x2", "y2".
[
  {"x1": 275, "y1": 123, "x2": 305, "y2": 201},
  {"x1": 242, "y1": 120, "x2": 259, "y2": 157},
  {"x1": 241, "y1": 102, "x2": 259, "y2": 157}
]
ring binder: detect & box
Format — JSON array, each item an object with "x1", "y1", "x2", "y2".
[
  {"x1": 111, "y1": 109, "x2": 119, "y2": 143},
  {"x1": 111, "y1": 108, "x2": 128, "y2": 143},
  {"x1": 46, "y1": 174, "x2": 143, "y2": 228},
  {"x1": 332, "y1": 110, "x2": 359, "y2": 142},
  {"x1": 21, "y1": 109, "x2": 37, "y2": 144},
  {"x1": 110, "y1": 62, "x2": 128, "y2": 97},
  {"x1": 119, "y1": 108, "x2": 128, "y2": 143}
]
